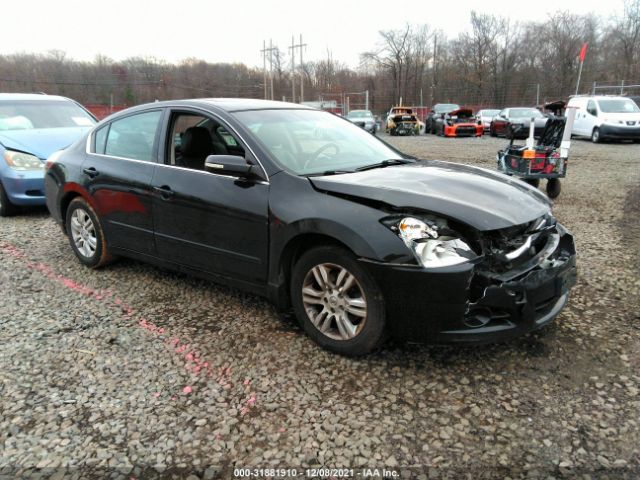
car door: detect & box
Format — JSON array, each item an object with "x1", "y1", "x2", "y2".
[
  {"x1": 585, "y1": 100, "x2": 599, "y2": 135},
  {"x1": 151, "y1": 109, "x2": 269, "y2": 285},
  {"x1": 82, "y1": 109, "x2": 163, "y2": 255},
  {"x1": 494, "y1": 109, "x2": 508, "y2": 135}
]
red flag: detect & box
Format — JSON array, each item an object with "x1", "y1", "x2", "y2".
[{"x1": 579, "y1": 42, "x2": 588, "y2": 62}]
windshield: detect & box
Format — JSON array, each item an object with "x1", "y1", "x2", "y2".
[
  {"x1": 597, "y1": 99, "x2": 640, "y2": 113},
  {"x1": 480, "y1": 110, "x2": 500, "y2": 117},
  {"x1": 510, "y1": 108, "x2": 543, "y2": 119},
  {"x1": 434, "y1": 104, "x2": 459, "y2": 113},
  {"x1": 0, "y1": 100, "x2": 95, "y2": 131},
  {"x1": 347, "y1": 111, "x2": 373, "y2": 119},
  {"x1": 233, "y1": 109, "x2": 403, "y2": 175}
]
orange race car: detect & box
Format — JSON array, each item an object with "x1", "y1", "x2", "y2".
[{"x1": 434, "y1": 108, "x2": 483, "y2": 137}]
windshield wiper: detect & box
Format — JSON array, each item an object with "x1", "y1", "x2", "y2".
[
  {"x1": 355, "y1": 158, "x2": 415, "y2": 172},
  {"x1": 305, "y1": 169, "x2": 355, "y2": 177}
]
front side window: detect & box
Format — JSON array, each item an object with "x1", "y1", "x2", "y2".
[
  {"x1": 0, "y1": 100, "x2": 95, "y2": 131},
  {"x1": 587, "y1": 101, "x2": 598, "y2": 116},
  {"x1": 166, "y1": 112, "x2": 245, "y2": 170},
  {"x1": 233, "y1": 109, "x2": 402, "y2": 175},
  {"x1": 102, "y1": 110, "x2": 162, "y2": 161}
]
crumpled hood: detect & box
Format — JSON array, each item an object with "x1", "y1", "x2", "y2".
[
  {"x1": 309, "y1": 161, "x2": 551, "y2": 231},
  {"x1": 0, "y1": 127, "x2": 90, "y2": 160}
]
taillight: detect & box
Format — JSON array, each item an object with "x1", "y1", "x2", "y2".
[{"x1": 45, "y1": 159, "x2": 55, "y2": 169}]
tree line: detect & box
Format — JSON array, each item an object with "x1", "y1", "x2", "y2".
[{"x1": 1, "y1": 1, "x2": 638, "y2": 114}]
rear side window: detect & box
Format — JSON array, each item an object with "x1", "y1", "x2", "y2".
[
  {"x1": 98, "y1": 110, "x2": 162, "y2": 161},
  {"x1": 94, "y1": 125, "x2": 109, "y2": 154}
]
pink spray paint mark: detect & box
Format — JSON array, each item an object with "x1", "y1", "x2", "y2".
[
  {"x1": 0, "y1": 241, "x2": 221, "y2": 397},
  {"x1": 183, "y1": 386, "x2": 193, "y2": 394}
]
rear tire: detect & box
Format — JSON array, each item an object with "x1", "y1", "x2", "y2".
[
  {"x1": 591, "y1": 128, "x2": 601, "y2": 143},
  {"x1": 65, "y1": 198, "x2": 113, "y2": 268},
  {"x1": 290, "y1": 246, "x2": 386, "y2": 356},
  {"x1": 546, "y1": 179, "x2": 561, "y2": 199},
  {"x1": 0, "y1": 182, "x2": 17, "y2": 217}
]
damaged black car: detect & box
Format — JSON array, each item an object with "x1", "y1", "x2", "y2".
[{"x1": 44, "y1": 99, "x2": 577, "y2": 356}]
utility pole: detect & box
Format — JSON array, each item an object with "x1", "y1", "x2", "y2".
[
  {"x1": 261, "y1": 40, "x2": 277, "y2": 100},
  {"x1": 365, "y1": 90, "x2": 369, "y2": 111},
  {"x1": 431, "y1": 34, "x2": 438, "y2": 106},
  {"x1": 298, "y1": 34, "x2": 307, "y2": 102},
  {"x1": 536, "y1": 84, "x2": 540, "y2": 106},
  {"x1": 289, "y1": 35, "x2": 307, "y2": 103},
  {"x1": 261, "y1": 40, "x2": 267, "y2": 100},
  {"x1": 269, "y1": 39, "x2": 274, "y2": 100},
  {"x1": 289, "y1": 36, "x2": 296, "y2": 103}
]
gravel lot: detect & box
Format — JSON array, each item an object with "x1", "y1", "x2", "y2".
[{"x1": 1, "y1": 134, "x2": 639, "y2": 479}]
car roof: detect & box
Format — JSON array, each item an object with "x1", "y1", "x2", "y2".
[
  {"x1": 0, "y1": 93, "x2": 78, "y2": 102},
  {"x1": 143, "y1": 98, "x2": 315, "y2": 112},
  {"x1": 569, "y1": 95, "x2": 634, "y2": 102}
]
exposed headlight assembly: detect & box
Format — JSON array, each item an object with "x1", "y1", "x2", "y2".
[
  {"x1": 392, "y1": 216, "x2": 477, "y2": 268},
  {"x1": 4, "y1": 150, "x2": 43, "y2": 171}
]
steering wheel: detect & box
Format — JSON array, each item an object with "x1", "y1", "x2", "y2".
[{"x1": 303, "y1": 143, "x2": 340, "y2": 169}]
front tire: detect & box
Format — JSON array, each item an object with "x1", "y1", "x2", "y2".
[
  {"x1": 525, "y1": 178, "x2": 541, "y2": 188},
  {"x1": 290, "y1": 246, "x2": 386, "y2": 356},
  {"x1": 591, "y1": 127, "x2": 601, "y2": 143},
  {"x1": 0, "y1": 182, "x2": 17, "y2": 217},
  {"x1": 490, "y1": 124, "x2": 497, "y2": 137},
  {"x1": 65, "y1": 198, "x2": 112, "y2": 268}
]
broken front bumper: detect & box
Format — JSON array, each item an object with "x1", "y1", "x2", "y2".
[{"x1": 361, "y1": 224, "x2": 577, "y2": 344}]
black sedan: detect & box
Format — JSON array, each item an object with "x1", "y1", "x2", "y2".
[
  {"x1": 490, "y1": 107, "x2": 549, "y2": 138},
  {"x1": 45, "y1": 99, "x2": 577, "y2": 356}
]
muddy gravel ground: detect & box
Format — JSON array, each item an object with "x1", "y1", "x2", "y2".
[{"x1": 1, "y1": 134, "x2": 639, "y2": 480}]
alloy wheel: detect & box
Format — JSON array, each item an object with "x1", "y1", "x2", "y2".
[
  {"x1": 70, "y1": 209, "x2": 97, "y2": 258},
  {"x1": 301, "y1": 263, "x2": 367, "y2": 341}
]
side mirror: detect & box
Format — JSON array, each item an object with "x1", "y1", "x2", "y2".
[{"x1": 205, "y1": 155, "x2": 252, "y2": 176}]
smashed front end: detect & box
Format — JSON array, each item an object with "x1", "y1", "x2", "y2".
[
  {"x1": 363, "y1": 213, "x2": 577, "y2": 343},
  {"x1": 388, "y1": 114, "x2": 420, "y2": 136},
  {"x1": 443, "y1": 109, "x2": 483, "y2": 137},
  {"x1": 453, "y1": 214, "x2": 576, "y2": 341}
]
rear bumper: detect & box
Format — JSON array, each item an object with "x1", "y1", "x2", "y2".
[
  {"x1": 361, "y1": 225, "x2": 577, "y2": 344},
  {"x1": 0, "y1": 168, "x2": 46, "y2": 205},
  {"x1": 599, "y1": 124, "x2": 640, "y2": 140}
]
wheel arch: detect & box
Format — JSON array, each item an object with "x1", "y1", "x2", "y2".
[
  {"x1": 58, "y1": 184, "x2": 95, "y2": 234},
  {"x1": 269, "y1": 232, "x2": 357, "y2": 311}
]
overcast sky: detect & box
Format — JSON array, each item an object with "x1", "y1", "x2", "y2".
[{"x1": 1, "y1": 0, "x2": 626, "y2": 68}]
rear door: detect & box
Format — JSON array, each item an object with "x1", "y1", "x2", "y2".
[
  {"x1": 82, "y1": 109, "x2": 163, "y2": 255},
  {"x1": 151, "y1": 108, "x2": 269, "y2": 285}
]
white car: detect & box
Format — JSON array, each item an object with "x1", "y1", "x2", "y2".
[
  {"x1": 567, "y1": 95, "x2": 640, "y2": 143},
  {"x1": 475, "y1": 109, "x2": 500, "y2": 131}
]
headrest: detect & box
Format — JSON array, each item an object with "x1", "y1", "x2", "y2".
[{"x1": 182, "y1": 127, "x2": 212, "y2": 156}]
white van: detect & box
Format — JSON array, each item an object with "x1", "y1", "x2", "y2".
[{"x1": 567, "y1": 95, "x2": 640, "y2": 143}]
